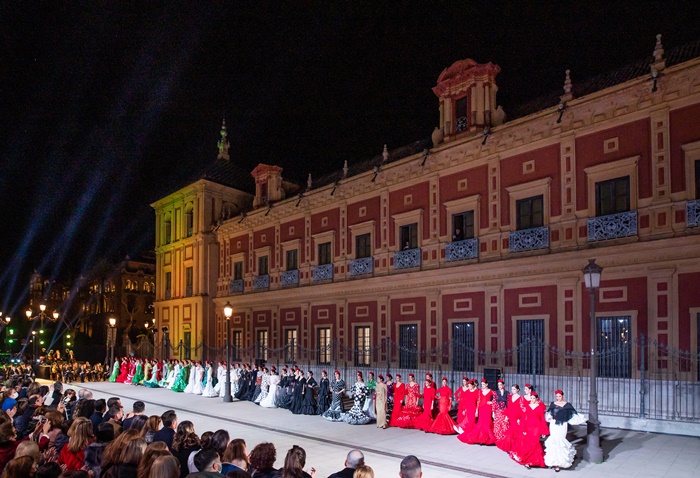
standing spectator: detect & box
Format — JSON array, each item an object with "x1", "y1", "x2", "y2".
[
  {"x1": 399, "y1": 455, "x2": 422, "y2": 478},
  {"x1": 123, "y1": 401, "x2": 146, "y2": 430},
  {"x1": 327, "y1": 450, "x2": 364, "y2": 478},
  {"x1": 152, "y1": 410, "x2": 177, "y2": 450},
  {"x1": 58, "y1": 418, "x2": 94, "y2": 471}
]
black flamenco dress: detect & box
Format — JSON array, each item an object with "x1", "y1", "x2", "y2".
[
  {"x1": 234, "y1": 370, "x2": 249, "y2": 400},
  {"x1": 322, "y1": 379, "x2": 346, "y2": 422},
  {"x1": 341, "y1": 381, "x2": 372, "y2": 425},
  {"x1": 290, "y1": 377, "x2": 306, "y2": 414},
  {"x1": 316, "y1": 377, "x2": 331, "y2": 415},
  {"x1": 301, "y1": 377, "x2": 318, "y2": 415}
]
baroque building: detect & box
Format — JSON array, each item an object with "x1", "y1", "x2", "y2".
[{"x1": 152, "y1": 36, "x2": 700, "y2": 380}]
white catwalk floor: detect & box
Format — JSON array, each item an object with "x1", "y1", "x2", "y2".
[{"x1": 66, "y1": 380, "x2": 700, "y2": 478}]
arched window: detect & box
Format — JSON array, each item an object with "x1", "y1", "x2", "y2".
[
  {"x1": 126, "y1": 280, "x2": 132, "y2": 290},
  {"x1": 185, "y1": 203, "x2": 194, "y2": 238}
]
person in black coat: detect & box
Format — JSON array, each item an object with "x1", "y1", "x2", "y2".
[
  {"x1": 290, "y1": 370, "x2": 306, "y2": 415},
  {"x1": 327, "y1": 450, "x2": 365, "y2": 478},
  {"x1": 301, "y1": 371, "x2": 317, "y2": 415},
  {"x1": 316, "y1": 370, "x2": 331, "y2": 415}
]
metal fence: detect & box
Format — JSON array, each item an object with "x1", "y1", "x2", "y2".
[{"x1": 146, "y1": 335, "x2": 700, "y2": 423}]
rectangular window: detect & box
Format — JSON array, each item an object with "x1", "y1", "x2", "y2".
[
  {"x1": 256, "y1": 329, "x2": 269, "y2": 361},
  {"x1": 400, "y1": 223, "x2": 418, "y2": 250},
  {"x1": 455, "y1": 96, "x2": 468, "y2": 132},
  {"x1": 596, "y1": 176, "x2": 630, "y2": 216},
  {"x1": 258, "y1": 256, "x2": 269, "y2": 275},
  {"x1": 597, "y1": 316, "x2": 632, "y2": 378},
  {"x1": 232, "y1": 330, "x2": 243, "y2": 361},
  {"x1": 284, "y1": 329, "x2": 297, "y2": 363},
  {"x1": 233, "y1": 262, "x2": 243, "y2": 280},
  {"x1": 452, "y1": 211, "x2": 475, "y2": 240},
  {"x1": 165, "y1": 272, "x2": 172, "y2": 299},
  {"x1": 517, "y1": 319, "x2": 544, "y2": 375},
  {"x1": 452, "y1": 322, "x2": 475, "y2": 372},
  {"x1": 286, "y1": 250, "x2": 298, "y2": 271},
  {"x1": 516, "y1": 195, "x2": 544, "y2": 230},
  {"x1": 399, "y1": 324, "x2": 418, "y2": 369},
  {"x1": 185, "y1": 267, "x2": 193, "y2": 297},
  {"x1": 183, "y1": 331, "x2": 191, "y2": 360},
  {"x1": 165, "y1": 220, "x2": 172, "y2": 244},
  {"x1": 695, "y1": 160, "x2": 700, "y2": 199},
  {"x1": 354, "y1": 326, "x2": 371, "y2": 366},
  {"x1": 317, "y1": 327, "x2": 331, "y2": 365},
  {"x1": 185, "y1": 210, "x2": 194, "y2": 237},
  {"x1": 355, "y1": 233, "x2": 371, "y2": 259},
  {"x1": 318, "y1": 242, "x2": 331, "y2": 265}
]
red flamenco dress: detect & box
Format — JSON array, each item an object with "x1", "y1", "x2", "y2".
[
  {"x1": 492, "y1": 389, "x2": 510, "y2": 441},
  {"x1": 124, "y1": 360, "x2": 136, "y2": 384},
  {"x1": 115, "y1": 359, "x2": 129, "y2": 383},
  {"x1": 456, "y1": 386, "x2": 479, "y2": 432},
  {"x1": 393, "y1": 381, "x2": 423, "y2": 428},
  {"x1": 458, "y1": 388, "x2": 497, "y2": 445},
  {"x1": 496, "y1": 395, "x2": 527, "y2": 452},
  {"x1": 508, "y1": 400, "x2": 550, "y2": 468},
  {"x1": 389, "y1": 381, "x2": 405, "y2": 427},
  {"x1": 429, "y1": 385, "x2": 457, "y2": 435},
  {"x1": 412, "y1": 381, "x2": 437, "y2": 431}
]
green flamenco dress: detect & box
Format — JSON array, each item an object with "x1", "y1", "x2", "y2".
[
  {"x1": 108, "y1": 360, "x2": 120, "y2": 382},
  {"x1": 158, "y1": 363, "x2": 171, "y2": 388},
  {"x1": 132, "y1": 362, "x2": 144, "y2": 385},
  {"x1": 171, "y1": 364, "x2": 189, "y2": 392}
]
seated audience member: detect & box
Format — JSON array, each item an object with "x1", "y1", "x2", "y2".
[
  {"x1": 1, "y1": 455, "x2": 35, "y2": 478},
  {"x1": 102, "y1": 436, "x2": 146, "y2": 478},
  {"x1": 83, "y1": 422, "x2": 115, "y2": 478},
  {"x1": 136, "y1": 441, "x2": 171, "y2": 478},
  {"x1": 149, "y1": 455, "x2": 181, "y2": 478},
  {"x1": 353, "y1": 466, "x2": 374, "y2": 478},
  {"x1": 221, "y1": 438, "x2": 248, "y2": 474},
  {"x1": 35, "y1": 462, "x2": 62, "y2": 478},
  {"x1": 123, "y1": 400, "x2": 146, "y2": 430},
  {"x1": 89, "y1": 399, "x2": 106, "y2": 433},
  {"x1": 58, "y1": 418, "x2": 94, "y2": 471},
  {"x1": 143, "y1": 415, "x2": 162, "y2": 444},
  {"x1": 281, "y1": 445, "x2": 315, "y2": 478},
  {"x1": 189, "y1": 447, "x2": 223, "y2": 477},
  {"x1": 327, "y1": 449, "x2": 364, "y2": 478},
  {"x1": 171, "y1": 421, "x2": 201, "y2": 478},
  {"x1": 249, "y1": 442, "x2": 277, "y2": 478},
  {"x1": 153, "y1": 410, "x2": 177, "y2": 450},
  {"x1": 399, "y1": 455, "x2": 422, "y2": 478}
]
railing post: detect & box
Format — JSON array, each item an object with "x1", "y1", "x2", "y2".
[
  {"x1": 385, "y1": 338, "x2": 390, "y2": 375},
  {"x1": 179, "y1": 340, "x2": 183, "y2": 361},
  {"x1": 640, "y1": 335, "x2": 646, "y2": 419}
]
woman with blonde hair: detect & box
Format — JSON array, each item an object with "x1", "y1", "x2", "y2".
[
  {"x1": 353, "y1": 465, "x2": 374, "y2": 478},
  {"x1": 148, "y1": 455, "x2": 180, "y2": 478},
  {"x1": 101, "y1": 428, "x2": 142, "y2": 474},
  {"x1": 143, "y1": 415, "x2": 162, "y2": 444},
  {"x1": 1, "y1": 455, "x2": 35, "y2": 478},
  {"x1": 103, "y1": 436, "x2": 146, "y2": 478},
  {"x1": 137, "y1": 441, "x2": 171, "y2": 478},
  {"x1": 58, "y1": 417, "x2": 94, "y2": 471}
]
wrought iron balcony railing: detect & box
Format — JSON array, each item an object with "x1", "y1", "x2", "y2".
[
  {"x1": 349, "y1": 257, "x2": 373, "y2": 276},
  {"x1": 312, "y1": 264, "x2": 334, "y2": 282},
  {"x1": 445, "y1": 238, "x2": 479, "y2": 262},
  {"x1": 688, "y1": 199, "x2": 700, "y2": 228},
  {"x1": 253, "y1": 274, "x2": 270, "y2": 290},
  {"x1": 394, "y1": 248, "x2": 421, "y2": 269},
  {"x1": 165, "y1": 290, "x2": 171, "y2": 300},
  {"x1": 509, "y1": 226, "x2": 550, "y2": 253},
  {"x1": 281, "y1": 269, "x2": 300, "y2": 287},
  {"x1": 587, "y1": 211, "x2": 638, "y2": 242},
  {"x1": 229, "y1": 279, "x2": 244, "y2": 294},
  {"x1": 185, "y1": 286, "x2": 193, "y2": 297}
]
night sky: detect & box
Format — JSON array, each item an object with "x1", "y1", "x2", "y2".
[{"x1": 1, "y1": 1, "x2": 699, "y2": 314}]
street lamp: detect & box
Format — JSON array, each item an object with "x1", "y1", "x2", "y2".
[
  {"x1": 25, "y1": 304, "x2": 59, "y2": 341},
  {"x1": 583, "y1": 258, "x2": 604, "y2": 464},
  {"x1": 223, "y1": 302, "x2": 233, "y2": 402},
  {"x1": 108, "y1": 316, "x2": 117, "y2": 367}
]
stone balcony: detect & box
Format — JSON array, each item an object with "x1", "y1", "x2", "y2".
[
  {"x1": 587, "y1": 211, "x2": 638, "y2": 242},
  {"x1": 509, "y1": 226, "x2": 550, "y2": 253},
  {"x1": 445, "y1": 238, "x2": 479, "y2": 262}
]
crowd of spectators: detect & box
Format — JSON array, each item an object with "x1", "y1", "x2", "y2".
[{"x1": 0, "y1": 369, "x2": 425, "y2": 478}]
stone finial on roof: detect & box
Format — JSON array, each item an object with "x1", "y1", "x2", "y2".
[
  {"x1": 382, "y1": 144, "x2": 389, "y2": 163},
  {"x1": 560, "y1": 69, "x2": 573, "y2": 103},
  {"x1": 217, "y1": 118, "x2": 230, "y2": 160},
  {"x1": 651, "y1": 33, "x2": 666, "y2": 76},
  {"x1": 343, "y1": 160, "x2": 349, "y2": 178},
  {"x1": 307, "y1": 173, "x2": 313, "y2": 190}
]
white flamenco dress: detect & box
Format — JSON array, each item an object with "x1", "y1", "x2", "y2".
[
  {"x1": 213, "y1": 365, "x2": 225, "y2": 394},
  {"x1": 260, "y1": 373, "x2": 280, "y2": 408},
  {"x1": 202, "y1": 366, "x2": 218, "y2": 397},
  {"x1": 544, "y1": 403, "x2": 587, "y2": 469},
  {"x1": 167, "y1": 363, "x2": 180, "y2": 389},
  {"x1": 183, "y1": 364, "x2": 197, "y2": 394},
  {"x1": 192, "y1": 365, "x2": 205, "y2": 395}
]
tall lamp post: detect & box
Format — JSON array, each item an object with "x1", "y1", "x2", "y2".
[
  {"x1": 26, "y1": 304, "x2": 59, "y2": 360},
  {"x1": 0, "y1": 314, "x2": 11, "y2": 352},
  {"x1": 583, "y1": 258, "x2": 604, "y2": 463},
  {"x1": 108, "y1": 316, "x2": 117, "y2": 367},
  {"x1": 223, "y1": 302, "x2": 233, "y2": 402}
]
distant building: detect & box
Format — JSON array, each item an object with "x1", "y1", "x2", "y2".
[{"x1": 152, "y1": 36, "x2": 700, "y2": 378}]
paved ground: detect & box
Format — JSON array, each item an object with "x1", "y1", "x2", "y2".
[{"x1": 64, "y1": 380, "x2": 700, "y2": 478}]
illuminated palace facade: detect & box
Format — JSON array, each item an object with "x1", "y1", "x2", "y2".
[{"x1": 153, "y1": 37, "x2": 700, "y2": 375}]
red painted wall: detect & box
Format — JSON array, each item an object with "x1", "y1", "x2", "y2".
[
  {"x1": 347, "y1": 197, "x2": 382, "y2": 248},
  {"x1": 504, "y1": 286, "x2": 558, "y2": 349},
  {"x1": 439, "y1": 164, "x2": 489, "y2": 233},
  {"x1": 670, "y1": 104, "x2": 700, "y2": 194},
  {"x1": 390, "y1": 297, "x2": 428, "y2": 352},
  {"x1": 279, "y1": 217, "x2": 306, "y2": 263},
  {"x1": 389, "y1": 182, "x2": 430, "y2": 246},
  {"x1": 678, "y1": 272, "x2": 700, "y2": 350},
  {"x1": 347, "y1": 301, "x2": 378, "y2": 362},
  {"x1": 500, "y1": 145, "x2": 561, "y2": 227},
  {"x1": 441, "y1": 291, "x2": 486, "y2": 350},
  {"x1": 575, "y1": 119, "x2": 652, "y2": 210},
  {"x1": 310, "y1": 208, "x2": 341, "y2": 257}
]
